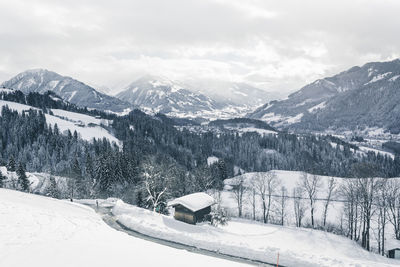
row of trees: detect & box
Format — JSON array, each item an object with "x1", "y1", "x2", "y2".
[
  {"x1": 229, "y1": 172, "x2": 335, "y2": 228},
  {"x1": 341, "y1": 176, "x2": 400, "y2": 254},
  {"x1": 228, "y1": 165, "x2": 400, "y2": 254}
]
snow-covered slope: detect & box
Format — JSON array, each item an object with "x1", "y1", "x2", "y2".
[
  {"x1": 116, "y1": 75, "x2": 272, "y2": 120},
  {"x1": 113, "y1": 199, "x2": 397, "y2": 267},
  {"x1": 189, "y1": 79, "x2": 274, "y2": 107},
  {"x1": 116, "y1": 75, "x2": 222, "y2": 117},
  {"x1": 0, "y1": 189, "x2": 243, "y2": 267},
  {"x1": 1, "y1": 69, "x2": 132, "y2": 113},
  {"x1": 222, "y1": 170, "x2": 400, "y2": 255},
  {"x1": 0, "y1": 99, "x2": 120, "y2": 145},
  {"x1": 249, "y1": 58, "x2": 400, "y2": 133}
]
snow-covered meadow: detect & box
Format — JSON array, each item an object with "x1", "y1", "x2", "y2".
[
  {"x1": 221, "y1": 170, "x2": 400, "y2": 254},
  {"x1": 222, "y1": 170, "x2": 345, "y2": 225},
  {"x1": 0, "y1": 189, "x2": 246, "y2": 267},
  {"x1": 112, "y1": 199, "x2": 398, "y2": 266}
]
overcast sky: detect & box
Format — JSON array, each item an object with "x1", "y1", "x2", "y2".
[{"x1": 1, "y1": 0, "x2": 399, "y2": 94}]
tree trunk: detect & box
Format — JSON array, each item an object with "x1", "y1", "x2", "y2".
[
  {"x1": 252, "y1": 189, "x2": 256, "y2": 221},
  {"x1": 266, "y1": 194, "x2": 271, "y2": 224},
  {"x1": 310, "y1": 200, "x2": 314, "y2": 228},
  {"x1": 262, "y1": 197, "x2": 267, "y2": 223}
]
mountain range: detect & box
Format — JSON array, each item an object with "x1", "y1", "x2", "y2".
[
  {"x1": 249, "y1": 59, "x2": 400, "y2": 134},
  {"x1": 0, "y1": 69, "x2": 131, "y2": 113},
  {"x1": 115, "y1": 75, "x2": 221, "y2": 116},
  {"x1": 1, "y1": 70, "x2": 272, "y2": 119},
  {"x1": 3, "y1": 58, "x2": 400, "y2": 135}
]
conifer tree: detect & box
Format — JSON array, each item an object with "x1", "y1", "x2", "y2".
[
  {"x1": 16, "y1": 162, "x2": 29, "y2": 192},
  {"x1": 71, "y1": 158, "x2": 87, "y2": 198},
  {"x1": 7, "y1": 156, "x2": 16, "y2": 172},
  {"x1": 0, "y1": 171, "x2": 6, "y2": 188},
  {"x1": 45, "y1": 175, "x2": 60, "y2": 199}
]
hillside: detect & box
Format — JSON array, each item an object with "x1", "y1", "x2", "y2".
[
  {"x1": 0, "y1": 99, "x2": 120, "y2": 145},
  {"x1": 1, "y1": 69, "x2": 132, "y2": 113},
  {"x1": 111, "y1": 198, "x2": 397, "y2": 266},
  {"x1": 0, "y1": 189, "x2": 244, "y2": 267},
  {"x1": 249, "y1": 59, "x2": 400, "y2": 134},
  {"x1": 222, "y1": 170, "x2": 400, "y2": 260}
]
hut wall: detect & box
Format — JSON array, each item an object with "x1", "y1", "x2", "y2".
[
  {"x1": 194, "y1": 206, "x2": 211, "y2": 222},
  {"x1": 173, "y1": 205, "x2": 196, "y2": 224}
]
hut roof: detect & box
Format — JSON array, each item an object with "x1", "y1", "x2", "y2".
[{"x1": 168, "y1": 192, "x2": 215, "y2": 212}]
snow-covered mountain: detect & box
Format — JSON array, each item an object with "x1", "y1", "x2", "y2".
[
  {"x1": 116, "y1": 75, "x2": 275, "y2": 119},
  {"x1": 1, "y1": 69, "x2": 132, "y2": 113},
  {"x1": 249, "y1": 59, "x2": 400, "y2": 134},
  {"x1": 188, "y1": 79, "x2": 274, "y2": 107},
  {"x1": 116, "y1": 75, "x2": 226, "y2": 118}
]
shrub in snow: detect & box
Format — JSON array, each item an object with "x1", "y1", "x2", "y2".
[{"x1": 208, "y1": 209, "x2": 229, "y2": 227}]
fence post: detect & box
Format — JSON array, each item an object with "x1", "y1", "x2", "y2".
[{"x1": 276, "y1": 252, "x2": 279, "y2": 267}]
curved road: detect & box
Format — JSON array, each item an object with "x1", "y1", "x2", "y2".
[{"x1": 86, "y1": 204, "x2": 281, "y2": 267}]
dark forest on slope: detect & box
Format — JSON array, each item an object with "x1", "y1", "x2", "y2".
[{"x1": 1, "y1": 90, "x2": 400, "y2": 209}]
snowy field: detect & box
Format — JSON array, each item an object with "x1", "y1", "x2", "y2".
[
  {"x1": 112, "y1": 199, "x2": 398, "y2": 267},
  {"x1": 0, "y1": 189, "x2": 245, "y2": 267},
  {"x1": 0, "y1": 100, "x2": 120, "y2": 145},
  {"x1": 222, "y1": 170, "x2": 346, "y2": 225},
  {"x1": 222, "y1": 171, "x2": 400, "y2": 254}
]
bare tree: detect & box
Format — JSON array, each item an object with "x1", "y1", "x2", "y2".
[
  {"x1": 231, "y1": 175, "x2": 247, "y2": 217},
  {"x1": 386, "y1": 179, "x2": 400, "y2": 240},
  {"x1": 357, "y1": 177, "x2": 380, "y2": 251},
  {"x1": 341, "y1": 179, "x2": 360, "y2": 241},
  {"x1": 141, "y1": 162, "x2": 169, "y2": 212},
  {"x1": 322, "y1": 177, "x2": 337, "y2": 228},
  {"x1": 247, "y1": 178, "x2": 257, "y2": 220},
  {"x1": 254, "y1": 172, "x2": 279, "y2": 223},
  {"x1": 293, "y1": 186, "x2": 306, "y2": 227},
  {"x1": 376, "y1": 179, "x2": 388, "y2": 256},
  {"x1": 300, "y1": 172, "x2": 321, "y2": 228},
  {"x1": 279, "y1": 186, "x2": 288, "y2": 225}
]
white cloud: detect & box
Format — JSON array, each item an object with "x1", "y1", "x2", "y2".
[{"x1": 0, "y1": 0, "x2": 399, "y2": 96}]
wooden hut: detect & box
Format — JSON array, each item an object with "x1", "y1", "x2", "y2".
[
  {"x1": 388, "y1": 248, "x2": 400, "y2": 259},
  {"x1": 168, "y1": 192, "x2": 215, "y2": 224}
]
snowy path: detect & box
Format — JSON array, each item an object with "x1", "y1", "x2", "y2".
[{"x1": 88, "y1": 204, "x2": 276, "y2": 266}]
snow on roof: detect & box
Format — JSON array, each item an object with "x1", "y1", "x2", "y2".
[{"x1": 168, "y1": 192, "x2": 215, "y2": 212}]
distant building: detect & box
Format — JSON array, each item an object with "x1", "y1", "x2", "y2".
[
  {"x1": 168, "y1": 192, "x2": 215, "y2": 224},
  {"x1": 388, "y1": 248, "x2": 400, "y2": 259}
]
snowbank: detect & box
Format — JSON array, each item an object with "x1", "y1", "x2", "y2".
[
  {"x1": 0, "y1": 189, "x2": 244, "y2": 267},
  {"x1": 112, "y1": 200, "x2": 397, "y2": 266}
]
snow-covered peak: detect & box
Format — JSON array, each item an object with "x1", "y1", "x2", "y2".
[
  {"x1": 116, "y1": 75, "x2": 222, "y2": 117},
  {"x1": 129, "y1": 75, "x2": 186, "y2": 93},
  {"x1": 1, "y1": 69, "x2": 131, "y2": 112}
]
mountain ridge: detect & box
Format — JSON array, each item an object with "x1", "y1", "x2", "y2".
[
  {"x1": 1, "y1": 69, "x2": 132, "y2": 113},
  {"x1": 248, "y1": 58, "x2": 400, "y2": 134}
]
